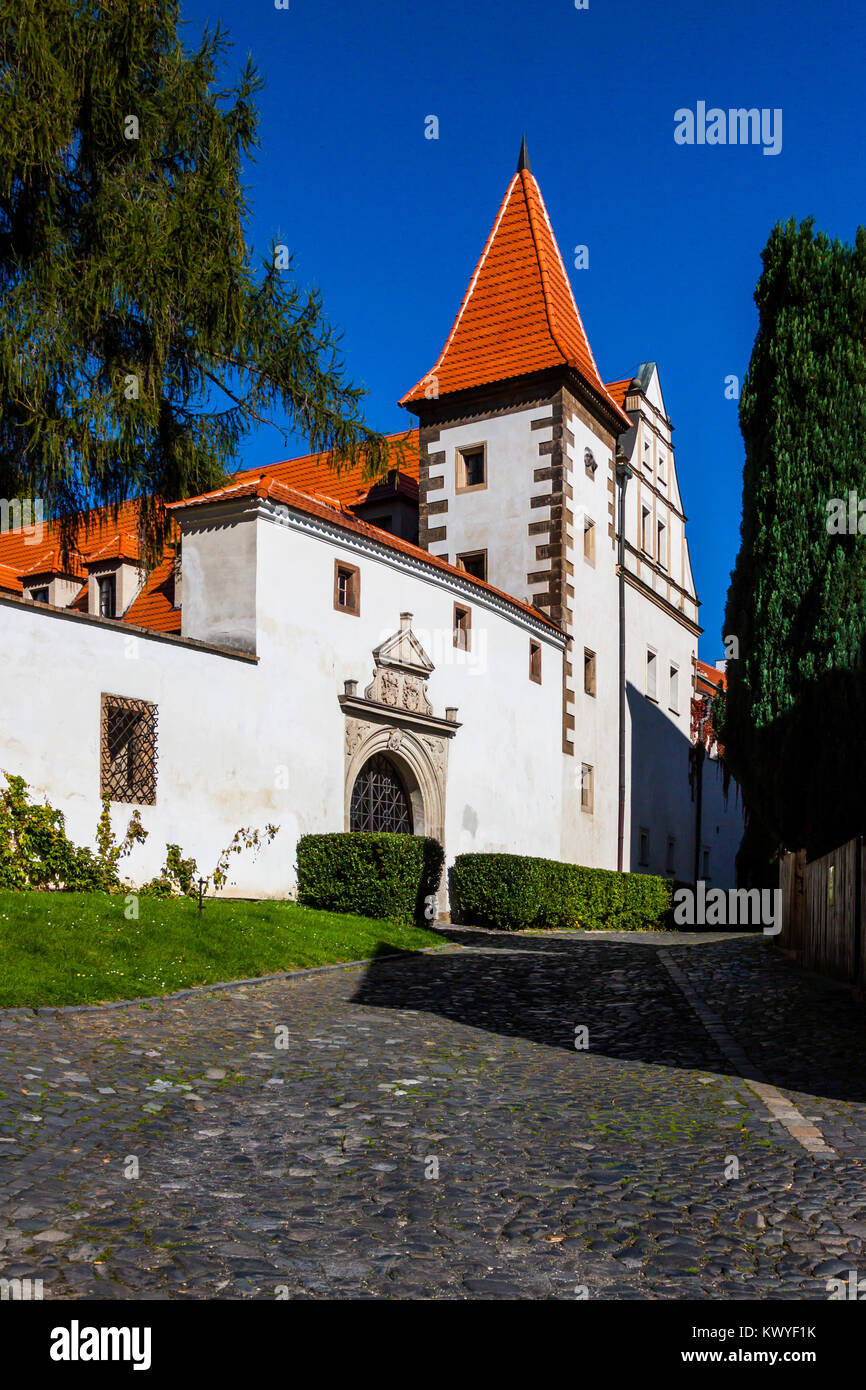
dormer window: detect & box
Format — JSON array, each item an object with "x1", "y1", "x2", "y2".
[
  {"x1": 98, "y1": 574, "x2": 116, "y2": 619},
  {"x1": 29, "y1": 587, "x2": 49, "y2": 604}
]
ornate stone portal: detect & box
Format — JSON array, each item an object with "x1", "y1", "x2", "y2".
[{"x1": 339, "y1": 613, "x2": 460, "y2": 852}]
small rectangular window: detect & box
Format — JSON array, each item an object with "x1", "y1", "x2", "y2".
[
  {"x1": 457, "y1": 550, "x2": 487, "y2": 581},
  {"x1": 334, "y1": 560, "x2": 360, "y2": 616},
  {"x1": 456, "y1": 445, "x2": 487, "y2": 492},
  {"x1": 98, "y1": 574, "x2": 116, "y2": 619},
  {"x1": 580, "y1": 763, "x2": 594, "y2": 813},
  {"x1": 101, "y1": 693, "x2": 157, "y2": 805},
  {"x1": 453, "y1": 603, "x2": 471, "y2": 652},
  {"x1": 583, "y1": 516, "x2": 595, "y2": 565},
  {"x1": 529, "y1": 640, "x2": 542, "y2": 684},
  {"x1": 658, "y1": 453, "x2": 666, "y2": 483},
  {"x1": 584, "y1": 648, "x2": 596, "y2": 697},
  {"x1": 646, "y1": 648, "x2": 657, "y2": 701},
  {"x1": 641, "y1": 506, "x2": 651, "y2": 553},
  {"x1": 639, "y1": 828, "x2": 650, "y2": 866},
  {"x1": 669, "y1": 663, "x2": 679, "y2": 712},
  {"x1": 666, "y1": 836, "x2": 676, "y2": 875},
  {"x1": 657, "y1": 519, "x2": 666, "y2": 568}
]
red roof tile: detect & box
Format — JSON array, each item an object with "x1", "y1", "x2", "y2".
[{"x1": 400, "y1": 169, "x2": 631, "y2": 428}]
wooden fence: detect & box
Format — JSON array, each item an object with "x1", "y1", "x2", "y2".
[{"x1": 779, "y1": 836, "x2": 865, "y2": 985}]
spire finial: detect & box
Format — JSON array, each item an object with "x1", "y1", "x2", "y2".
[{"x1": 517, "y1": 134, "x2": 530, "y2": 173}]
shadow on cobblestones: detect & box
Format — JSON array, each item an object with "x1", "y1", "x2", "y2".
[{"x1": 353, "y1": 931, "x2": 866, "y2": 1104}]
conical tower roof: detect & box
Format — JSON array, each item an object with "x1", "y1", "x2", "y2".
[{"x1": 400, "y1": 144, "x2": 630, "y2": 429}]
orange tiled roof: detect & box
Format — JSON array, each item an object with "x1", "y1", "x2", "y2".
[
  {"x1": 696, "y1": 658, "x2": 726, "y2": 693},
  {"x1": 168, "y1": 476, "x2": 564, "y2": 635},
  {"x1": 83, "y1": 532, "x2": 142, "y2": 566},
  {"x1": 0, "y1": 435, "x2": 420, "y2": 635},
  {"x1": 0, "y1": 499, "x2": 142, "y2": 585},
  {"x1": 400, "y1": 167, "x2": 631, "y2": 428},
  {"x1": 605, "y1": 379, "x2": 633, "y2": 411},
  {"x1": 18, "y1": 547, "x2": 88, "y2": 582},
  {"x1": 0, "y1": 561, "x2": 22, "y2": 593},
  {"x1": 235, "y1": 430, "x2": 420, "y2": 506},
  {"x1": 124, "y1": 554, "x2": 180, "y2": 634}
]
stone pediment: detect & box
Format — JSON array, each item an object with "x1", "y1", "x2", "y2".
[
  {"x1": 371, "y1": 613, "x2": 434, "y2": 676},
  {"x1": 365, "y1": 614, "x2": 433, "y2": 716}
]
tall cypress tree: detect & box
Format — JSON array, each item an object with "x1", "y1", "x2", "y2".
[
  {"x1": 721, "y1": 218, "x2": 866, "y2": 859},
  {"x1": 0, "y1": 0, "x2": 394, "y2": 562}
]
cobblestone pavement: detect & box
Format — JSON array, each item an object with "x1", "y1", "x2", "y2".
[{"x1": 2, "y1": 930, "x2": 866, "y2": 1300}]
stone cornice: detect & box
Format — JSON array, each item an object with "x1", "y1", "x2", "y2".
[{"x1": 338, "y1": 694, "x2": 461, "y2": 738}]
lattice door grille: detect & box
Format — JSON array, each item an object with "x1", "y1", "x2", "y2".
[{"x1": 350, "y1": 753, "x2": 412, "y2": 833}]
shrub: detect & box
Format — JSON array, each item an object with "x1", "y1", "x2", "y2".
[
  {"x1": 297, "y1": 832, "x2": 444, "y2": 926},
  {"x1": 451, "y1": 852, "x2": 674, "y2": 931},
  {"x1": 0, "y1": 774, "x2": 145, "y2": 892}
]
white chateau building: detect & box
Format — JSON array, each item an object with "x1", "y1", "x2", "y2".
[{"x1": 0, "y1": 146, "x2": 742, "y2": 903}]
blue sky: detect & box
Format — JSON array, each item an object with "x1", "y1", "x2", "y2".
[{"x1": 179, "y1": 0, "x2": 866, "y2": 658}]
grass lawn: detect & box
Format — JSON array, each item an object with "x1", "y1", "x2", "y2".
[{"x1": 0, "y1": 890, "x2": 446, "y2": 1008}]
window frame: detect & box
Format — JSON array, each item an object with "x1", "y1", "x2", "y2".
[
  {"x1": 646, "y1": 646, "x2": 658, "y2": 702},
  {"x1": 333, "y1": 559, "x2": 361, "y2": 616},
  {"x1": 97, "y1": 573, "x2": 117, "y2": 619},
  {"x1": 583, "y1": 515, "x2": 595, "y2": 566},
  {"x1": 455, "y1": 443, "x2": 487, "y2": 494},
  {"x1": 669, "y1": 661, "x2": 679, "y2": 713},
  {"x1": 580, "y1": 762, "x2": 594, "y2": 814},
  {"x1": 456, "y1": 549, "x2": 487, "y2": 581},
  {"x1": 453, "y1": 602, "x2": 472, "y2": 652},
  {"x1": 641, "y1": 505, "x2": 651, "y2": 554},
  {"x1": 529, "y1": 639, "x2": 542, "y2": 684},
  {"x1": 584, "y1": 647, "x2": 596, "y2": 697},
  {"x1": 100, "y1": 693, "x2": 158, "y2": 806}
]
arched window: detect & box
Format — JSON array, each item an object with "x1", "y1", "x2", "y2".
[{"x1": 350, "y1": 753, "x2": 413, "y2": 833}]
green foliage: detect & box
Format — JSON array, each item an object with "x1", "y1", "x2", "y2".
[
  {"x1": 297, "y1": 832, "x2": 444, "y2": 927},
  {"x1": 720, "y1": 217, "x2": 866, "y2": 857},
  {"x1": 452, "y1": 852, "x2": 674, "y2": 931},
  {"x1": 139, "y1": 844, "x2": 199, "y2": 899},
  {"x1": 0, "y1": 0, "x2": 398, "y2": 563},
  {"x1": 139, "y1": 824, "x2": 279, "y2": 898},
  {"x1": 0, "y1": 774, "x2": 145, "y2": 890}
]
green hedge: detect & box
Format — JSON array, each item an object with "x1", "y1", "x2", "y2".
[
  {"x1": 296, "y1": 832, "x2": 444, "y2": 926},
  {"x1": 452, "y1": 852, "x2": 674, "y2": 931}
]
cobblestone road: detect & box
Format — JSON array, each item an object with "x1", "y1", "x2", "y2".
[{"x1": 2, "y1": 930, "x2": 866, "y2": 1300}]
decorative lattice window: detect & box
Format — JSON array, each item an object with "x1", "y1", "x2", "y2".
[
  {"x1": 350, "y1": 754, "x2": 412, "y2": 833},
  {"x1": 100, "y1": 694, "x2": 157, "y2": 804}
]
